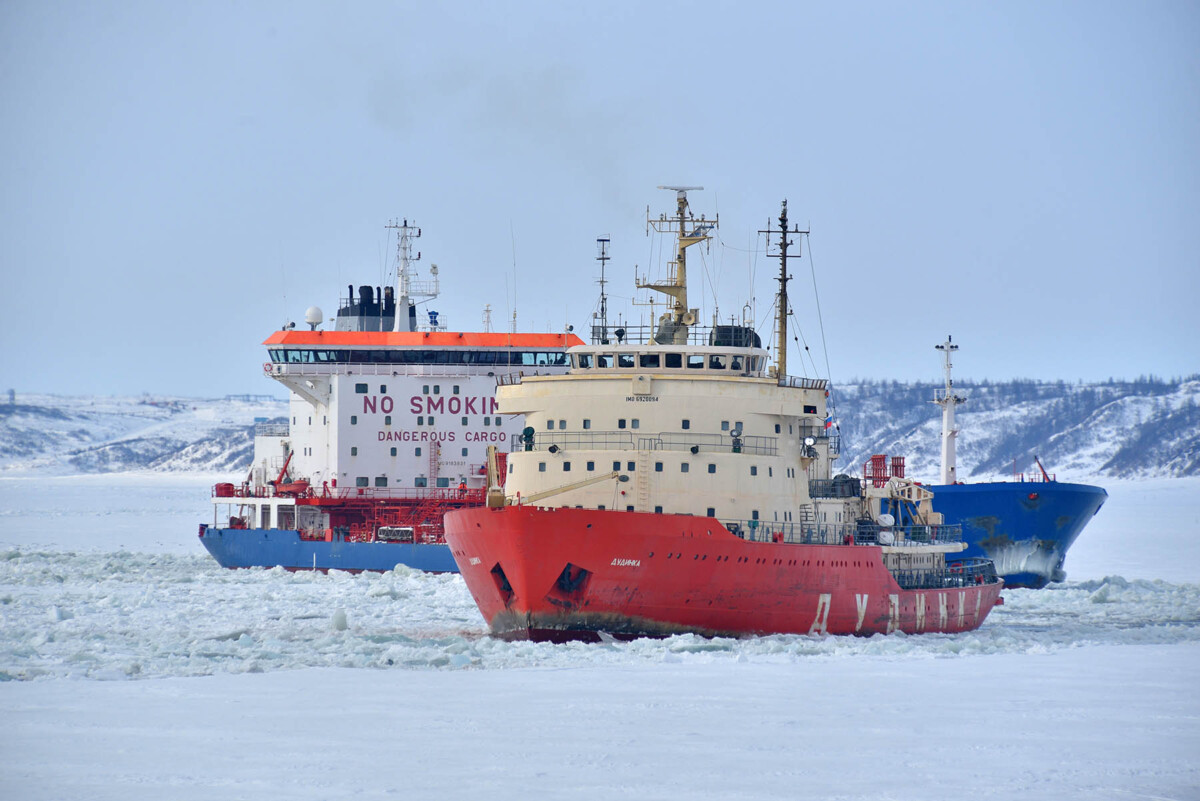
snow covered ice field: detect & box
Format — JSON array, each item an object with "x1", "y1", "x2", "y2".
[{"x1": 1, "y1": 475, "x2": 1198, "y2": 800}]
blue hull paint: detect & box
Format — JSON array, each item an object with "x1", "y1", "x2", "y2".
[
  {"x1": 926, "y1": 482, "x2": 1108, "y2": 589},
  {"x1": 199, "y1": 527, "x2": 459, "y2": 573}
]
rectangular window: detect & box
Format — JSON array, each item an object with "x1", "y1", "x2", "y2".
[
  {"x1": 547, "y1": 420, "x2": 555, "y2": 430},
  {"x1": 721, "y1": 421, "x2": 730, "y2": 431},
  {"x1": 627, "y1": 461, "x2": 635, "y2": 471},
  {"x1": 462, "y1": 417, "x2": 469, "y2": 425},
  {"x1": 706, "y1": 507, "x2": 715, "y2": 517},
  {"x1": 687, "y1": 354, "x2": 705, "y2": 369},
  {"x1": 414, "y1": 477, "x2": 428, "y2": 487},
  {"x1": 356, "y1": 477, "x2": 369, "y2": 487},
  {"x1": 423, "y1": 385, "x2": 429, "y2": 394},
  {"x1": 751, "y1": 466, "x2": 758, "y2": 476},
  {"x1": 461, "y1": 448, "x2": 469, "y2": 457},
  {"x1": 639, "y1": 354, "x2": 660, "y2": 368},
  {"x1": 418, "y1": 416, "x2": 424, "y2": 425},
  {"x1": 681, "y1": 463, "x2": 689, "y2": 473},
  {"x1": 563, "y1": 462, "x2": 571, "y2": 471},
  {"x1": 351, "y1": 415, "x2": 359, "y2": 425},
  {"x1": 618, "y1": 354, "x2": 635, "y2": 368},
  {"x1": 415, "y1": 447, "x2": 422, "y2": 456},
  {"x1": 375, "y1": 477, "x2": 388, "y2": 488},
  {"x1": 631, "y1": 419, "x2": 639, "y2": 429},
  {"x1": 539, "y1": 462, "x2": 547, "y2": 472},
  {"x1": 351, "y1": 447, "x2": 358, "y2": 456},
  {"x1": 626, "y1": 505, "x2": 635, "y2": 512},
  {"x1": 385, "y1": 415, "x2": 392, "y2": 425},
  {"x1": 586, "y1": 461, "x2": 595, "y2": 471},
  {"x1": 681, "y1": 419, "x2": 690, "y2": 430},
  {"x1": 804, "y1": 405, "x2": 817, "y2": 414},
  {"x1": 433, "y1": 385, "x2": 440, "y2": 394},
  {"x1": 436, "y1": 477, "x2": 450, "y2": 488},
  {"x1": 655, "y1": 462, "x2": 663, "y2": 472},
  {"x1": 428, "y1": 416, "x2": 435, "y2": 425},
  {"x1": 752, "y1": 510, "x2": 760, "y2": 520},
  {"x1": 613, "y1": 461, "x2": 621, "y2": 471},
  {"x1": 665, "y1": 353, "x2": 682, "y2": 368},
  {"x1": 769, "y1": 467, "x2": 773, "y2": 477},
  {"x1": 388, "y1": 447, "x2": 396, "y2": 456},
  {"x1": 558, "y1": 420, "x2": 566, "y2": 429},
  {"x1": 583, "y1": 419, "x2": 591, "y2": 430},
  {"x1": 618, "y1": 419, "x2": 626, "y2": 429},
  {"x1": 484, "y1": 416, "x2": 491, "y2": 425},
  {"x1": 355, "y1": 383, "x2": 368, "y2": 394},
  {"x1": 597, "y1": 354, "x2": 614, "y2": 368},
  {"x1": 453, "y1": 385, "x2": 461, "y2": 394},
  {"x1": 654, "y1": 505, "x2": 663, "y2": 514},
  {"x1": 708, "y1": 464, "x2": 716, "y2": 474},
  {"x1": 509, "y1": 463, "x2": 514, "y2": 473}
]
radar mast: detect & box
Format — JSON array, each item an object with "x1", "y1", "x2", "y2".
[{"x1": 639, "y1": 186, "x2": 715, "y2": 344}]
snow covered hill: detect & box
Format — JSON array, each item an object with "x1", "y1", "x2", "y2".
[
  {"x1": 2, "y1": 376, "x2": 1197, "y2": 479},
  {"x1": 833, "y1": 376, "x2": 1200, "y2": 481},
  {"x1": 0, "y1": 394, "x2": 286, "y2": 475}
]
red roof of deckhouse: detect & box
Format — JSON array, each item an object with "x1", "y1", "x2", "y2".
[{"x1": 264, "y1": 331, "x2": 585, "y2": 348}]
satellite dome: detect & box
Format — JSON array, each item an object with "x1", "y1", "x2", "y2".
[{"x1": 305, "y1": 306, "x2": 324, "y2": 330}]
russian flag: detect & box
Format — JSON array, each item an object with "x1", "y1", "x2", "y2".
[{"x1": 824, "y1": 414, "x2": 834, "y2": 430}]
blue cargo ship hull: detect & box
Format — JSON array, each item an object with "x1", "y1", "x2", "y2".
[
  {"x1": 926, "y1": 481, "x2": 1107, "y2": 589},
  {"x1": 198, "y1": 526, "x2": 459, "y2": 573}
]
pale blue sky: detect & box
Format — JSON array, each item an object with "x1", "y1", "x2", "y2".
[{"x1": 3, "y1": 1, "x2": 1197, "y2": 397}]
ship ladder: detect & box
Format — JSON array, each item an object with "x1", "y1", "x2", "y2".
[
  {"x1": 636, "y1": 449, "x2": 652, "y2": 512},
  {"x1": 797, "y1": 504, "x2": 818, "y2": 544}
]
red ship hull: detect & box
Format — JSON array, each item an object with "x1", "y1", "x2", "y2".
[{"x1": 445, "y1": 506, "x2": 1004, "y2": 641}]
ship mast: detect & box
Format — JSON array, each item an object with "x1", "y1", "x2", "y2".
[
  {"x1": 933, "y1": 335, "x2": 968, "y2": 484},
  {"x1": 596, "y1": 237, "x2": 610, "y2": 344},
  {"x1": 385, "y1": 219, "x2": 438, "y2": 332},
  {"x1": 640, "y1": 186, "x2": 715, "y2": 344},
  {"x1": 759, "y1": 200, "x2": 807, "y2": 378}
]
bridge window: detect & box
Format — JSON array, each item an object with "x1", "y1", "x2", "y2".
[
  {"x1": 730, "y1": 355, "x2": 743, "y2": 371},
  {"x1": 687, "y1": 354, "x2": 705, "y2": 369},
  {"x1": 597, "y1": 354, "x2": 614, "y2": 368},
  {"x1": 709, "y1": 355, "x2": 727, "y2": 369},
  {"x1": 618, "y1": 354, "x2": 635, "y2": 368},
  {"x1": 577, "y1": 354, "x2": 593, "y2": 368},
  {"x1": 640, "y1": 354, "x2": 660, "y2": 368},
  {"x1": 665, "y1": 353, "x2": 682, "y2": 368}
]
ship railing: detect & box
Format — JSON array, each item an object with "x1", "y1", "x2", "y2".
[
  {"x1": 891, "y1": 558, "x2": 998, "y2": 590},
  {"x1": 853, "y1": 521, "x2": 963, "y2": 545},
  {"x1": 720, "y1": 519, "x2": 962, "y2": 546},
  {"x1": 777, "y1": 376, "x2": 829, "y2": 390},
  {"x1": 255, "y1": 422, "x2": 289, "y2": 437},
  {"x1": 271, "y1": 362, "x2": 550, "y2": 379},
  {"x1": 509, "y1": 430, "x2": 779, "y2": 456}
]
